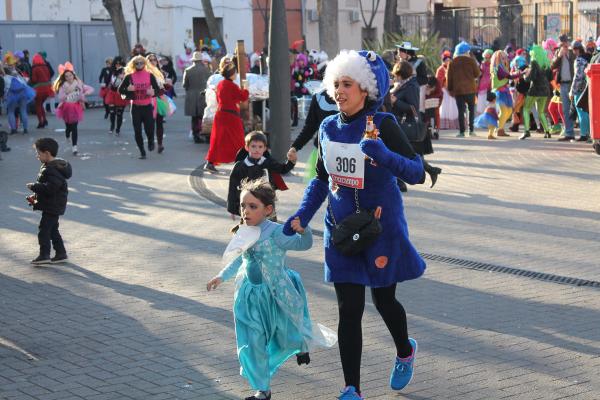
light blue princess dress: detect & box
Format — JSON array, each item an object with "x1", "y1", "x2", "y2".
[{"x1": 217, "y1": 220, "x2": 336, "y2": 391}]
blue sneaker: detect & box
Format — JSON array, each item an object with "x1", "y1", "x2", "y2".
[
  {"x1": 390, "y1": 337, "x2": 418, "y2": 390},
  {"x1": 338, "y1": 386, "x2": 363, "y2": 399}
]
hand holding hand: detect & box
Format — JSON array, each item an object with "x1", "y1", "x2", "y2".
[
  {"x1": 287, "y1": 148, "x2": 298, "y2": 163},
  {"x1": 206, "y1": 276, "x2": 222, "y2": 291},
  {"x1": 290, "y1": 217, "x2": 305, "y2": 234}
]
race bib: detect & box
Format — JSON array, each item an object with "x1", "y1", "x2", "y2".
[{"x1": 325, "y1": 141, "x2": 365, "y2": 189}]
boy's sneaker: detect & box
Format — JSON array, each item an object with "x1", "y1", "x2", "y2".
[
  {"x1": 72, "y1": 145, "x2": 78, "y2": 155},
  {"x1": 31, "y1": 255, "x2": 51, "y2": 265},
  {"x1": 51, "y1": 253, "x2": 68, "y2": 263},
  {"x1": 338, "y1": 386, "x2": 363, "y2": 399},
  {"x1": 390, "y1": 338, "x2": 418, "y2": 391}
]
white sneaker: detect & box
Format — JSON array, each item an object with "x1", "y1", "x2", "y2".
[{"x1": 72, "y1": 145, "x2": 78, "y2": 155}]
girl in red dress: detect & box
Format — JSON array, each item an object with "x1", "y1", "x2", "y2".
[{"x1": 204, "y1": 59, "x2": 249, "y2": 172}]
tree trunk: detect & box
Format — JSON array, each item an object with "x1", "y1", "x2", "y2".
[
  {"x1": 201, "y1": 0, "x2": 227, "y2": 53},
  {"x1": 133, "y1": 0, "x2": 145, "y2": 45},
  {"x1": 317, "y1": 0, "x2": 339, "y2": 58},
  {"x1": 267, "y1": 0, "x2": 290, "y2": 161},
  {"x1": 103, "y1": 0, "x2": 131, "y2": 59},
  {"x1": 384, "y1": 0, "x2": 399, "y2": 35}
]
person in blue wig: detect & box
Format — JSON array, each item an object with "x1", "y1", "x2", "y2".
[
  {"x1": 283, "y1": 50, "x2": 427, "y2": 399},
  {"x1": 447, "y1": 41, "x2": 481, "y2": 137}
]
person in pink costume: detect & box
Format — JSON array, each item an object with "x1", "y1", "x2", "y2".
[{"x1": 53, "y1": 62, "x2": 93, "y2": 155}]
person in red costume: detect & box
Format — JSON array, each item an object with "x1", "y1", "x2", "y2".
[
  {"x1": 204, "y1": 58, "x2": 249, "y2": 173},
  {"x1": 29, "y1": 53, "x2": 55, "y2": 128}
]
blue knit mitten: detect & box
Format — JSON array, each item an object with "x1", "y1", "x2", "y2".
[{"x1": 359, "y1": 138, "x2": 425, "y2": 184}]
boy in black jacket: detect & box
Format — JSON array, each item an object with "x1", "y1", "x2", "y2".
[
  {"x1": 26, "y1": 138, "x2": 72, "y2": 264},
  {"x1": 227, "y1": 131, "x2": 296, "y2": 219}
]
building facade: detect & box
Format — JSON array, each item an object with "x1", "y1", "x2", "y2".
[{"x1": 0, "y1": 0, "x2": 254, "y2": 57}]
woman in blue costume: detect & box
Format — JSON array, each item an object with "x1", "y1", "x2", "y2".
[
  {"x1": 282, "y1": 50, "x2": 426, "y2": 399},
  {"x1": 207, "y1": 179, "x2": 336, "y2": 400}
]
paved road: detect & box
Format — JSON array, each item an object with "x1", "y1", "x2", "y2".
[{"x1": 1, "y1": 99, "x2": 599, "y2": 399}]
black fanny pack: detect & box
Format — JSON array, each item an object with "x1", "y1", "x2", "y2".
[{"x1": 329, "y1": 190, "x2": 382, "y2": 256}]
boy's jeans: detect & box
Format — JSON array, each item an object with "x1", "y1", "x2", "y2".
[
  {"x1": 560, "y1": 82, "x2": 574, "y2": 136},
  {"x1": 38, "y1": 212, "x2": 66, "y2": 257},
  {"x1": 7, "y1": 97, "x2": 29, "y2": 131}
]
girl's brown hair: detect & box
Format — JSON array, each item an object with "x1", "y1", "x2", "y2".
[
  {"x1": 52, "y1": 70, "x2": 80, "y2": 93},
  {"x1": 231, "y1": 178, "x2": 276, "y2": 233}
]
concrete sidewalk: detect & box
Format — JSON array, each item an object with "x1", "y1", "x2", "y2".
[{"x1": 1, "y1": 100, "x2": 599, "y2": 400}]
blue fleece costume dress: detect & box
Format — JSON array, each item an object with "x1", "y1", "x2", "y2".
[{"x1": 284, "y1": 51, "x2": 426, "y2": 287}]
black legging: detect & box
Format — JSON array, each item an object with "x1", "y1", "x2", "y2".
[
  {"x1": 65, "y1": 123, "x2": 78, "y2": 146},
  {"x1": 334, "y1": 282, "x2": 412, "y2": 393},
  {"x1": 455, "y1": 93, "x2": 476, "y2": 133},
  {"x1": 110, "y1": 105, "x2": 125, "y2": 133},
  {"x1": 156, "y1": 114, "x2": 164, "y2": 146},
  {"x1": 131, "y1": 104, "x2": 155, "y2": 155}
]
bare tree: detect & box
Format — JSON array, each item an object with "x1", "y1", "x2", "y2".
[
  {"x1": 384, "y1": 0, "x2": 399, "y2": 35},
  {"x1": 132, "y1": 0, "x2": 145, "y2": 45},
  {"x1": 317, "y1": 0, "x2": 339, "y2": 56},
  {"x1": 256, "y1": 0, "x2": 270, "y2": 50},
  {"x1": 358, "y1": 0, "x2": 381, "y2": 44},
  {"x1": 201, "y1": 0, "x2": 227, "y2": 53},
  {"x1": 103, "y1": 0, "x2": 131, "y2": 59}
]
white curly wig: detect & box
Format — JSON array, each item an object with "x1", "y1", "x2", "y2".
[{"x1": 323, "y1": 50, "x2": 378, "y2": 101}]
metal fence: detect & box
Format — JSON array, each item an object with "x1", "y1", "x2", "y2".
[
  {"x1": 395, "y1": 3, "x2": 598, "y2": 51},
  {"x1": 436, "y1": 1, "x2": 576, "y2": 49},
  {"x1": 579, "y1": 8, "x2": 600, "y2": 41}
]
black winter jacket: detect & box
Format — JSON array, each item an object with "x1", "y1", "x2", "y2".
[
  {"x1": 291, "y1": 90, "x2": 338, "y2": 151},
  {"x1": 30, "y1": 159, "x2": 72, "y2": 215},
  {"x1": 227, "y1": 156, "x2": 295, "y2": 215},
  {"x1": 525, "y1": 61, "x2": 551, "y2": 97},
  {"x1": 391, "y1": 77, "x2": 420, "y2": 122}
]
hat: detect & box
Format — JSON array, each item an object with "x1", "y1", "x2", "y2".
[
  {"x1": 515, "y1": 48, "x2": 526, "y2": 56},
  {"x1": 323, "y1": 50, "x2": 389, "y2": 112},
  {"x1": 454, "y1": 41, "x2": 471, "y2": 57},
  {"x1": 559, "y1": 34, "x2": 570, "y2": 43},
  {"x1": 571, "y1": 40, "x2": 584, "y2": 50},
  {"x1": 191, "y1": 51, "x2": 203, "y2": 62},
  {"x1": 395, "y1": 42, "x2": 419, "y2": 52},
  {"x1": 201, "y1": 52, "x2": 212, "y2": 63},
  {"x1": 441, "y1": 50, "x2": 452, "y2": 61}
]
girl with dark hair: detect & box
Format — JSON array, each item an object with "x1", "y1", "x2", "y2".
[
  {"x1": 106, "y1": 56, "x2": 128, "y2": 136},
  {"x1": 98, "y1": 57, "x2": 113, "y2": 119},
  {"x1": 207, "y1": 179, "x2": 335, "y2": 400}
]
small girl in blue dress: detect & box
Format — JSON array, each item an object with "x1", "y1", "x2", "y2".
[
  {"x1": 475, "y1": 91, "x2": 499, "y2": 139},
  {"x1": 206, "y1": 179, "x2": 336, "y2": 400}
]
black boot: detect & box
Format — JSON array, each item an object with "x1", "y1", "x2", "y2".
[
  {"x1": 423, "y1": 160, "x2": 442, "y2": 188},
  {"x1": 296, "y1": 352, "x2": 310, "y2": 365}
]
